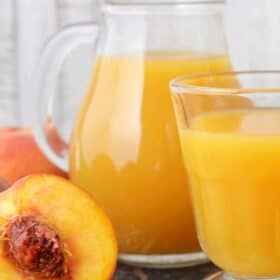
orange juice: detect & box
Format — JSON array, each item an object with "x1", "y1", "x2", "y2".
[
  {"x1": 180, "y1": 109, "x2": 280, "y2": 276},
  {"x1": 69, "y1": 53, "x2": 233, "y2": 254}
]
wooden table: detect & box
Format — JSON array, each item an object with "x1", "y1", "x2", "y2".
[{"x1": 115, "y1": 263, "x2": 219, "y2": 279}]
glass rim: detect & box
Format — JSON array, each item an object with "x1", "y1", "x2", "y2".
[{"x1": 170, "y1": 70, "x2": 280, "y2": 95}]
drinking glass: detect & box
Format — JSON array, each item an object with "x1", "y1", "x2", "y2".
[{"x1": 170, "y1": 71, "x2": 280, "y2": 279}]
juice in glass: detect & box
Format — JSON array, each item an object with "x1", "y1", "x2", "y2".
[
  {"x1": 180, "y1": 109, "x2": 280, "y2": 276},
  {"x1": 70, "y1": 53, "x2": 233, "y2": 254}
]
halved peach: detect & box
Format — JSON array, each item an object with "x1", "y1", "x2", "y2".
[{"x1": 0, "y1": 175, "x2": 117, "y2": 279}]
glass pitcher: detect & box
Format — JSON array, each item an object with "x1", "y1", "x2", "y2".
[{"x1": 32, "y1": 0, "x2": 230, "y2": 268}]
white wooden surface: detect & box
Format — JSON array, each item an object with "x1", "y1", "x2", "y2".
[
  {"x1": 226, "y1": 0, "x2": 280, "y2": 71},
  {"x1": 0, "y1": 0, "x2": 17, "y2": 125}
]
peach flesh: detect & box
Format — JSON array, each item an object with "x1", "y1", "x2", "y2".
[{"x1": 0, "y1": 175, "x2": 118, "y2": 280}]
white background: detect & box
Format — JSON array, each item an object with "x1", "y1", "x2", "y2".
[{"x1": 1, "y1": 0, "x2": 280, "y2": 129}]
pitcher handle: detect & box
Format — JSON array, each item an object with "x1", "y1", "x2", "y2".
[{"x1": 31, "y1": 23, "x2": 100, "y2": 172}]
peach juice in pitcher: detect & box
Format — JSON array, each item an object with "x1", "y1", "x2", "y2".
[{"x1": 70, "y1": 54, "x2": 232, "y2": 254}]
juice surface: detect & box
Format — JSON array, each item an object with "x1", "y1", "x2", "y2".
[
  {"x1": 180, "y1": 109, "x2": 280, "y2": 276},
  {"x1": 69, "y1": 53, "x2": 233, "y2": 254}
]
